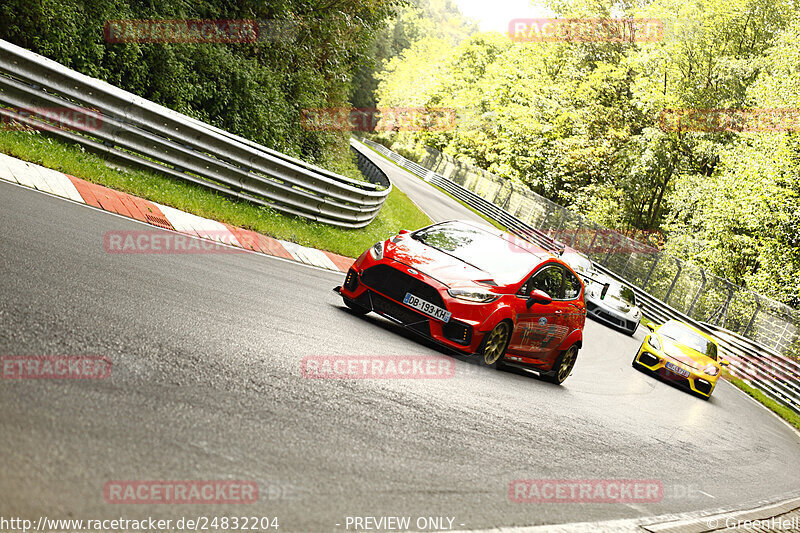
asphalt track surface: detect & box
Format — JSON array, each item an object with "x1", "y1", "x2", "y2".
[{"x1": 1, "y1": 169, "x2": 800, "y2": 532}]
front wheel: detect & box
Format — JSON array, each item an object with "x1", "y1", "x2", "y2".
[
  {"x1": 543, "y1": 344, "x2": 579, "y2": 384},
  {"x1": 478, "y1": 321, "x2": 512, "y2": 368}
]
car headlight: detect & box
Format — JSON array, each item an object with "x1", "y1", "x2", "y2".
[
  {"x1": 703, "y1": 364, "x2": 719, "y2": 376},
  {"x1": 447, "y1": 288, "x2": 499, "y2": 303},
  {"x1": 647, "y1": 334, "x2": 661, "y2": 351},
  {"x1": 369, "y1": 241, "x2": 384, "y2": 260}
]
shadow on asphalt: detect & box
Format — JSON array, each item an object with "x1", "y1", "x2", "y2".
[{"x1": 329, "y1": 302, "x2": 565, "y2": 389}]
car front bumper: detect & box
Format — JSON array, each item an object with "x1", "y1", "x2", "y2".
[
  {"x1": 633, "y1": 342, "x2": 719, "y2": 398},
  {"x1": 586, "y1": 298, "x2": 639, "y2": 334},
  {"x1": 339, "y1": 255, "x2": 492, "y2": 354}
]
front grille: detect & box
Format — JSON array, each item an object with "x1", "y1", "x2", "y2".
[
  {"x1": 442, "y1": 320, "x2": 472, "y2": 345},
  {"x1": 360, "y1": 264, "x2": 446, "y2": 309},
  {"x1": 586, "y1": 301, "x2": 597, "y2": 311},
  {"x1": 596, "y1": 309, "x2": 624, "y2": 327},
  {"x1": 658, "y1": 366, "x2": 690, "y2": 385},
  {"x1": 626, "y1": 320, "x2": 637, "y2": 330},
  {"x1": 695, "y1": 378, "x2": 713, "y2": 395},
  {"x1": 344, "y1": 268, "x2": 359, "y2": 291},
  {"x1": 370, "y1": 292, "x2": 431, "y2": 336}
]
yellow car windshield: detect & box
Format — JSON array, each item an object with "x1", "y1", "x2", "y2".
[{"x1": 659, "y1": 321, "x2": 718, "y2": 360}]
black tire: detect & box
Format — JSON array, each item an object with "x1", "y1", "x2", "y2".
[
  {"x1": 343, "y1": 298, "x2": 370, "y2": 316},
  {"x1": 543, "y1": 344, "x2": 579, "y2": 384},
  {"x1": 477, "y1": 321, "x2": 512, "y2": 368}
]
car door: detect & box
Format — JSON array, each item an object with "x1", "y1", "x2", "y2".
[
  {"x1": 507, "y1": 265, "x2": 570, "y2": 366},
  {"x1": 560, "y1": 266, "x2": 586, "y2": 351}
]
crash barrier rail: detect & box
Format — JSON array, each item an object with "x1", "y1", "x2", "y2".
[
  {"x1": 355, "y1": 137, "x2": 800, "y2": 414},
  {"x1": 0, "y1": 40, "x2": 390, "y2": 228}
]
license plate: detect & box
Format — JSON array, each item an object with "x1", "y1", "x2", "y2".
[
  {"x1": 665, "y1": 361, "x2": 690, "y2": 377},
  {"x1": 403, "y1": 293, "x2": 451, "y2": 323}
]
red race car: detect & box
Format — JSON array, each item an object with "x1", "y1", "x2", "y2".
[{"x1": 335, "y1": 220, "x2": 587, "y2": 384}]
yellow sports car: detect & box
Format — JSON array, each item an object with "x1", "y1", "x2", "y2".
[{"x1": 632, "y1": 320, "x2": 729, "y2": 399}]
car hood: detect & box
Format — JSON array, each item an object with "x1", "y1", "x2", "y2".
[
  {"x1": 587, "y1": 293, "x2": 638, "y2": 316},
  {"x1": 661, "y1": 338, "x2": 715, "y2": 370},
  {"x1": 385, "y1": 237, "x2": 499, "y2": 288}
]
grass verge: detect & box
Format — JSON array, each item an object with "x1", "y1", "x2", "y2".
[
  {"x1": 0, "y1": 129, "x2": 432, "y2": 258},
  {"x1": 725, "y1": 374, "x2": 800, "y2": 432}
]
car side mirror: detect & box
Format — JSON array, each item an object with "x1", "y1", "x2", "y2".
[
  {"x1": 526, "y1": 289, "x2": 552, "y2": 309},
  {"x1": 645, "y1": 322, "x2": 656, "y2": 332},
  {"x1": 398, "y1": 229, "x2": 410, "y2": 235},
  {"x1": 600, "y1": 283, "x2": 610, "y2": 300},
  {"x1": 720, "y1": 358, "x2": 730, "y2": 367}
]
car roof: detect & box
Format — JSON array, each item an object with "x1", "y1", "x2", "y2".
[
  {"x1": 438, "y1": 219, "x2": 553, "y2": 262},
  {"x1": 562, "y1": 246, "x2": 590, "y2": 260}
]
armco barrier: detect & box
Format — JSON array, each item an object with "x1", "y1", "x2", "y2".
[
  {"x1": 354, "y1": 137, "x2": 800, "y2": 414},
  {"x1": 0, "y1": 39, "x2": 390, "y2": 228}
]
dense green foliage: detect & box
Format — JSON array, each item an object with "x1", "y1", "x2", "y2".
[
  {"x1": 351, "y1": 0, "x2": 477, "y2": 107},
  {"x1": 371, "y1": 0, "x2": 800, "y2": 308},
  {"x1": 0, "y1": 0, "x2": 400, "y2": 175}
]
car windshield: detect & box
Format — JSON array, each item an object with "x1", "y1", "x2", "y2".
[
  {"x1": 413, "y1": 222, "x2": 538, "y2": 283},
  {"x1": 608, "y1": 283, "x2": 636, "y2": 306},
  {"x1": 658, "y1": 321, "x2": 717, "y2": 360}
]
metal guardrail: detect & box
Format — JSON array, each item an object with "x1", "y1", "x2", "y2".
[
  {"x1": 0, "y1": 39, "x2": 391, "y2": 228},
  {"x1": 356, "y1": 137, "x2": 800, "y2": 414}
]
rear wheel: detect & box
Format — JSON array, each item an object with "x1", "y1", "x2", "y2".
[
  {"x1": 479, "y1": 321, "x2": 512, "y2": 368},
  {"x1": 544, "y1": 344, "x2": 579, "y2": 384}
]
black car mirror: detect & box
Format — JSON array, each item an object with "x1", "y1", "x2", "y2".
[{"x1": 600, "y1": 283, "x2": 610, "y2": 299}]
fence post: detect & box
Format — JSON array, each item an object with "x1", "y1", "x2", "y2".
[
  {"x1": 570, "y1": 217, "x2": 581, "y2": 247},
  {"x1": 541, "y1": 204, "x2": 553, "y2": 236},
  {"x1": 620, "y1": 240, "x2": 633, "y2": 278},
  {"x1": 663, "y1": 258, "x2": 683, "y2": 305},
  {"x1": 602, "y1": 231, "x2": 620, "y2": 266},
  {"x1": 709, "y1": 282, "x2": 734, "y2": 327},
  {"x1": 643, "y1": 254, "x2": 661, "y2": 288},
  {"x1": 687, "y1": 269, "x2": 707, "y2": 317},
  {"x1": 743, "y1": 293, "x2": 761, "y2": 337}
]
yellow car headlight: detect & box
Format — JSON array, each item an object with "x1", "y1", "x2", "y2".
[
  {"x1": 647, "y1": 334, "x2": 661, "y2": 351},
  {"x1": 703, "y1": 364, "x2": 719, "y2": 376}
]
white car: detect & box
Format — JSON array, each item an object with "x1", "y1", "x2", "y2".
[
  {"x1": 585, "y1": 276, "x2": 641, "y2": 335},
  {"x1": 560, "y1": 247, "x2": 596, "y2": 282}
]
